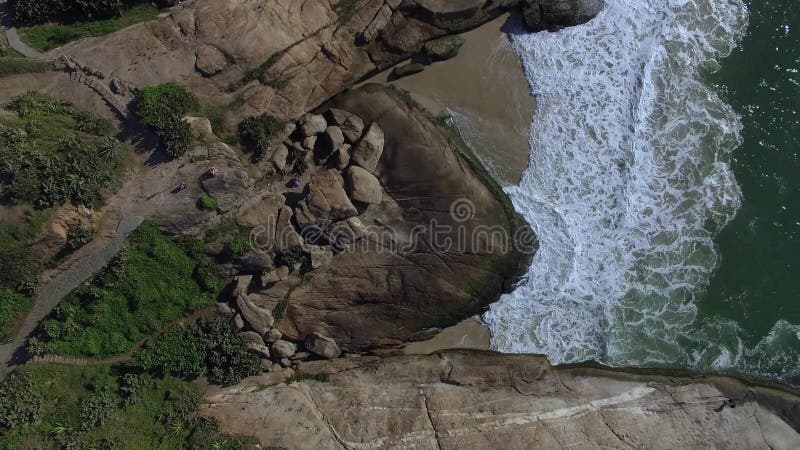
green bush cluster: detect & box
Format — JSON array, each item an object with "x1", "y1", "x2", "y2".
[
  {"x1": 134, "y1": 83, "x2": 198, "y2": 158},
  {"x1": 10, "y1": 0, "x2": 177, "y2": 26},
  {"x1": 0, "y1": 91, "x2": 121, "y2": 209},
  {"x1": 0, "y1": 372, "x2": 42, "y2": 431},
  {"x1": 0, "y1": 363, "x2": 252, "y2": 449},
  {"x1": 30, "y1": 222, "x2": 223, "y2": 357},
  {"x1": 66, "y1": 223, "x2": 94, "y2": 251},
  {"x1": 133, "y1": 318, "x2": 260, "y2": 386},
  {"x1": 238, "y1": 113, "x2": 286, "y2": 160},
  {"x1": 0, "y1": 289, "x2": 32, "y2": 343},
  {"x1": 18, "y1": 3, "x2": 162, "y2": 52},
  {"x1": 0, "y1": 58, "x2": 48, "y2": 78},
  {"x1": 197, "y1": 192, "x2": 218, "y2": 211}
]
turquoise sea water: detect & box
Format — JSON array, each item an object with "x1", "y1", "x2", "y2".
[
  {"x1": 485, "y1": 0, "x2": 800, "y2": 386},
  {"x1": 701, "y1": 0, "x2": 800, "y2": 384}
]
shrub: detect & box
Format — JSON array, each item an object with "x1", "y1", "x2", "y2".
[
  {"x1": 9, "y1": 0, "x2": 166, "y2": 26},
  {"x1": 78, "y1": 385, "x2": 118, "y2": 431},
  {"x1": 133, "y1": 318, "x2": 260, "y2": 386},
  {"x1": 197, "y1": 193, "x2": 218, "y2": 211},
  {"x1": 0, "y1": 91, "x2": 120, "y2": 208},
  {"x1": 225, "y1": 231, "x2": 251, "y2": 257},
  {"x1": 0, "y1": 289, "x2": 32, "y2": 342},
  {"x1": 134, "y1": 83, "x2": 198, "y2": 158},
  {"x1": 133, "y1": 323, "x2": 206, "y2": 379},
  {"x1": 0, "y1": 58, "x2": 48, "y2": 78},
  {"x1": 66, "y1": 223, "x2": 94, "y2": 251},
  {"x1": 0, "y1": 372, "x2": 43, "y2": 431},
  {"x1": 238, "y1": 113, "x2": 285, "y2": 159}
]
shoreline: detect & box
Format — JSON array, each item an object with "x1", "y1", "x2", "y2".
[{"x1": 360, "y1": 13, "x2": 534, "y2": 186}]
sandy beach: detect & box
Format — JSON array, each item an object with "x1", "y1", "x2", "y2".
[{"x1": 361, "y1": 13, "x2": 534, "y2": 186}]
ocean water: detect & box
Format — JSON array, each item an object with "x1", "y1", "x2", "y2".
[{"x1": 484, "y1": 0, "x2": 800, "y2": 385}]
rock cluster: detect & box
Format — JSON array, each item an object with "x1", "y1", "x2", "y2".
[{"x1": 219, "y1": 273, "x2": 344, "y2": 370}]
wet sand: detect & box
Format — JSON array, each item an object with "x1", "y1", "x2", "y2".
[
  {"x1": 404, "y1": 317, "x2": 490, "y2": 354},
  {"x1": 361, "y1": 13, "x2": 534, "y2": 185}
]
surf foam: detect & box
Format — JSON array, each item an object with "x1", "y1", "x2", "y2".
[{"x1": 484, "y1": 0, "x2": 762, "y2": 372}]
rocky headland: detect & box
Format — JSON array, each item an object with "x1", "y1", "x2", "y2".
[{"x1": 1, "y1": 0, "x2": 799, "y2": 448}]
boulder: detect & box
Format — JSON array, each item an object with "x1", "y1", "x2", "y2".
[
  {"x1": 247, "y1": 343, "x2": 271, "y2": 359},
  {"x1": 232, "y1": 275, "x2": 253, "y2": 297},
  {"x1": 264, "y1": 328, "x2": 283, "y2": 344},
  {"x1": 274, "y1": 205, "x2": 304, "y2": 253},
  {"x1": 392, "y1": 62, "x2": 425, "y2": 78},
  {"x1": 345, "y1": 166, "x2": 383, "y2": 205},
  {"x1": 235, "y1": 193, "x2": 285, "y2": 229},
  {"x1": 272, "y1": 340, "x2": 297, "y2": 359},
  {"x1": 325, "y1": 109, "x2": 365, "y2": 143},
  {"x1": 306, "y1": 170, "x2": 358, "y2": 221},
  {"x1": 333, "y1": 144, "x2": 351, "y2": 170},
  {"x1": 239, "y1": 331, "x2": 265, "y2": 346},
  {"x1": 305, "y1": 245, "x2": 333, "y2": 269},
  {"x1": 200, "y1": 167, "x2": 251, "y2": 213},
  {"x1": 261, "y1": 269, "x2": 281, "y2": 285},
  {"x1": 300, "y1": 114, "x2": 327, "y2": 137},
  {"x1": 522, "y1": 0, "x2": 600, "y2": 32},
  {"x1": 195, "y1": 44, "x2": 229, "y2": 76},
  {"x1": 351, "y1": 123, "x2": 385, "y2": 173},
  {"x1": 271, "y1": 144, "x2": 289, "y2": 172},
  {"x1": 236, "y1": 295, "x2": 275, "y2": 334},
  {"x1": 324, "y1": 126, "x2": 345, "y2": 151},
  {"x1": 423, "y1": 35, "x2": 465, "y2": 60},
  {"x1": 232, "y1": 313, "x2": 245, "y2": 331},
  {"x1": 216, "y1": 302, "x2": 234, "y2": 316},
  {"x1": 291, "y1": 352, "x2": 311, "y2": 361},
  {"x1": 302, "y1": 134, "x2": 317, "y2": 151},
  {"x1": 305, "y1": 332, "x2": 341, "y2": 359}
]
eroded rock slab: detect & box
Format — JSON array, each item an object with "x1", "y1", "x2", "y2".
[{"x1": 201, "y1": 351, "x2": 800, "y2": 450}]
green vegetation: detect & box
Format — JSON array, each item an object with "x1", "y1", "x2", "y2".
[
  {"x1": 134, "y1": 83, "x2": 199, "y2": 158},
  {"x1": 133, "y1": 318, "x2": 261, "y2": 386},
  {"x1": 0, "y1": 363, "x2": 254, "y2": 449},
  {"x1": 286, "y1": 372, "x2": 329, "y2": 384},
  {"x1": 0, "y1": 58, "x2": 48, "y2": 78},
  {"x1": 201, "y1": 216, "x2": 253, "y2": 259},
  {"x1": 29, "y1": 222, "x2": 224, "y2": 357},
  {"x1": 333, "y1": 0, "x2": 360, "y2": 26},
  {"x1": 9, "y1": 0, "x2": 175, "y2": 26},
  {"x1": 0, "y1": 290, "x2": 31, "y2": 343},
  {"x1": 18, "y1": 4, "x2": 161, "y2": 52},
  {"x1": 238, "y1": 51, "x2": 289, "y2": 89},
  {"x1": 197, "y1": 193, "x2": 218, "y2": 211},
  {"x1": 238, "y1": 112, "x2": 286, "y2": 160},
  {"x1": 0, "y1": 91, "x2": 124, "y2": 209}
]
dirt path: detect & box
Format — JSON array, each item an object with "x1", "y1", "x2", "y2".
[
  {"x1": 0, "y1": 1, "x2": 44, "y2": 59},
  {"x1": 0, "y1": 214, "x2": 143, "y2": 379}
]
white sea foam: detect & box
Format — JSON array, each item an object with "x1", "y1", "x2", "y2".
[{"x1": 484, "y1": 0, "x2": 754, "y2": 369}]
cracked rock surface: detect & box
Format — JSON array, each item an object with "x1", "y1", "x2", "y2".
[{"x1": 201, "y1": 350, "x2": 800, "y2": 450}]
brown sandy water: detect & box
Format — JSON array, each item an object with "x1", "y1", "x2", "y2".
[{"x1": 361, "y1": 14, "x2": 534, "y2": 185}]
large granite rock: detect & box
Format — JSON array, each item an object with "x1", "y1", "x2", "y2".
[
  {"x1": 345, "y1": 165, "x2": 382, "y2": 205},
  {"x1": 201, "y1": 351, "x2": 800, "y2": 449},
  {"x1": 305, "y1": 170, "x2": 358, "y2": 221},
  {"x1": 274, "y1": 85, "x2": 535, "y2": 349},
  {"x1": 34, "y1": 0, "x2": 597, "y2": 126},
  {"x1": 522, "y1": 0, "x2": 602, "y2": 31},
  {"x1": 351, "y1": 122, "x2": 385, "y2": 173}
]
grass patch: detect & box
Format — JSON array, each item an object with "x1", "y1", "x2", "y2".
[
  {"x1": 0, "y1": 364, "x2": 254, "y2": 449},
  {"x1": 18, "y1": 4, "x2": 161, "y2": 52},
  {"x1": 0, "y1": 91, "x2": 125, "y2": 209},
  {"x1": 0, "y1": 58, "x2": 48, "y2": 78},
  {"x1": 0, "y1": 289, "x2": 31, "y2": 343},
  {"x1": 286, "y1": 372, "x2": 330, "y2": 384},
  {"x1": 29, "y1": 222, "x2": 224, "y2": 358},
  {"x1": 197, "y1": 193, "x2": 218, "y2": 211}
]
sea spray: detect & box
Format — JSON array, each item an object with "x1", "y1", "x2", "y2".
[{"x1": 484, "y1": 0, "x2": 756, "y2": 371}]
